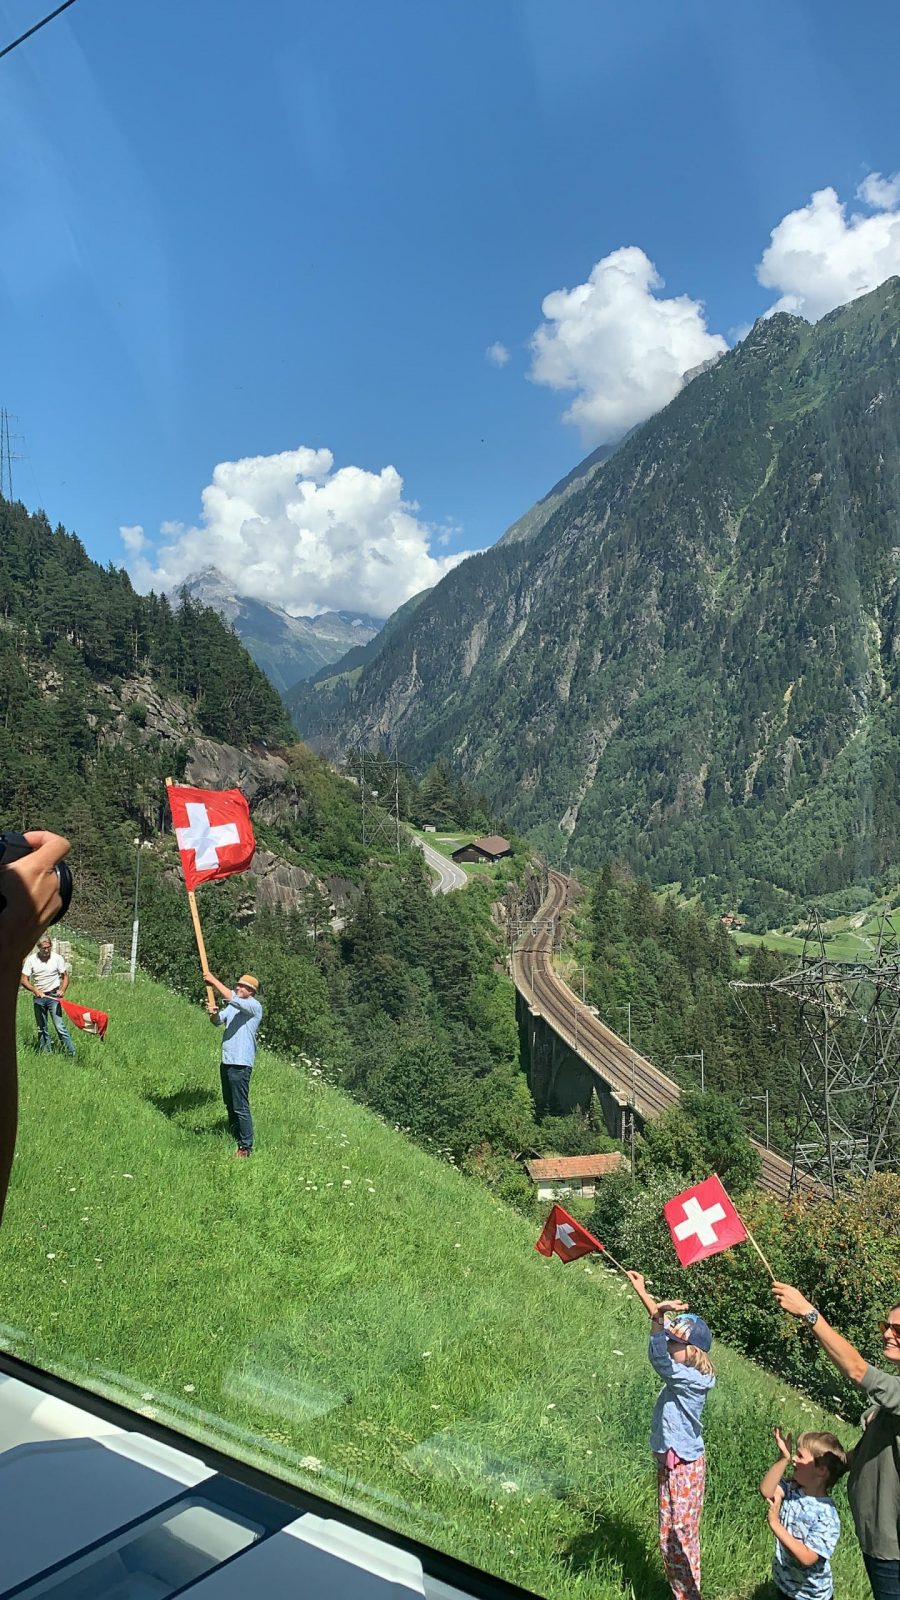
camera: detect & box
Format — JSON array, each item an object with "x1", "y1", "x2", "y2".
[{"x1": 0, "y1": 831, "x2": 73, "y2": 924}]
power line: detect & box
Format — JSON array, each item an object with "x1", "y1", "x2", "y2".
[{"x1": 0, "y1": 0, "x2": 80, "y2": 64}]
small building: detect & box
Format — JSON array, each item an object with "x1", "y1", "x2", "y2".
[
  {"x1": 524, "y1": 1153, "x2": 628, "y2": 1201},
  {"x1": 451, "y1": 834, "x2": 512, "y2": 865},
  {"x1": 423, "y1": 825, "x2": 437, "y2": 833}
]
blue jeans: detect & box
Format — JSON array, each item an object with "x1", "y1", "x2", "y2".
[
  {"x1": 220, "y1": 1062, "x2": 253, "y2": 1150},
  {"x1": 865, "y1": 1556, "x2": 900, "y2": 1600},
  {"x1": 34, "y1": 996, "x2": 75, "y2": 1056}
]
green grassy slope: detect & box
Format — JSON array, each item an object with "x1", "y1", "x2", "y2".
[{"x1": 1, "y1": 972, "x2": 868, "y2": 1600}]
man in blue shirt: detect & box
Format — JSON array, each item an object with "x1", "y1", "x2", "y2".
[{"x1": 204, "y1": 970, "x2": 262, "y2": 1157}]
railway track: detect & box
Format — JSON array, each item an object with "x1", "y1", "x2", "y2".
[{"x1": 512, "y1": 869, "x2": 796, "y2": 1200}]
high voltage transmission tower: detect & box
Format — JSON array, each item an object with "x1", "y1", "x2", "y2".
[
  {"x1": 0, "y1": 409, "x2": 24, "y2": 500},
  {"x1": 353, "y1": 744, "x2": 403, "y2": 857},
  {"x1": 732, "y1": 909, "x2": 900, "y2": 1195}
]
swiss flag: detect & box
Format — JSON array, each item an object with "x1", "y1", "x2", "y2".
[
  {"x1": 60, "y1": 998, "x2": 109, "y2": 1041},
  {"x1": 167, "y1": 785, "x2": 256, "y2": 892},
  {"x1": 664, "y1": 1174, "x2": 747, "y2": 1267},
  {"x1": 535, "y1": 1204, "x2": 605, "y2": 1263}
]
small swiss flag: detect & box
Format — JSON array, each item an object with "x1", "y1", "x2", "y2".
[
  {"x1": 167, "y1": 785, "x2": 256, "y2": 892},
  {"x1": 59, "y1": 998, "x2": 109, "y2": 1041},
  {"x1": 535, "y1": 1204, "x2": 605, "y2": 1263},
  {"x1": 664, "y1": 1174, "x2": 748, "y2": 1267}
]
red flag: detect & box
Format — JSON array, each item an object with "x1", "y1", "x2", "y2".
[
  {"x1": 663, "y1": 1173, "x2": 748, "y2": 1267},
  {"x1": 60, "y1": 998, "x2": 109, "y2": 1041},
  {"x1": 167, "y1": 785, "x2": 255, "y2": 892},
  {"x1": 535, "y1": 1204, "x2": 605, "y2": 1263}
]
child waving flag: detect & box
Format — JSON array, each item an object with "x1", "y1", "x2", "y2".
[{"x1": 626, "y1": 1269, "x2": 716, "y2": 1600}]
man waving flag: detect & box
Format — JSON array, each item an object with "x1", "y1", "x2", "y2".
[
  {"x1": 166, "y1": 781, "x2": 257, "y2": 1010},
  {"x1": 166, "y1": 785, "x2": 256, "y2": 891}
]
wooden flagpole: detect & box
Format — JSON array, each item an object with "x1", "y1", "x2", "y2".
[
  {"x1": 733, "y1": 1202, "x2": 776, "y2": 1279},
  {"x1": 597, "y1": 1245, "x2": 629, "y2": 1277},
  {"x1": 166, "y1": 778, "x2": 216, "y2": 1012}
]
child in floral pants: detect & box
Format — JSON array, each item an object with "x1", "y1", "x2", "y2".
[{"x1": 627, "y1": 1271, "x2": 716, "y2": 1600}]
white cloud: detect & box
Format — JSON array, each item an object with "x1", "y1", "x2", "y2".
[
  {"x1": 486, "y1": 341, "x2": 510, "y2": 367},
  {"x1": 757, "y1": 176, "x2": 900, "y2": 321},
  {"x1": 528, "y1": 245, "x2": 727, "y2": 444},
  {"x1": 126, "y1": 446, "x2": 473, "y2": 619},
  {"x1": 858, "y1": 171, "x2": 900, "y2": 210},
  {"x1": 119, "y1": 524, "x2": 146, "y2": 553}
]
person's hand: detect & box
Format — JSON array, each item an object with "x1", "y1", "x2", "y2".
[
  {"x1": 202, "y1": 970, "x2": 215, "y2": 986},
  {"x1": 0, "y1": 832, "x2": 70, "y2": 976},
  {"x1": 773, "y1": 1427, "x2": 793, "y2": 1459},
  {"x1": 625, "y1": 1270, "x2": 645, "y2": 1291},
  {"x1": 772, "y1": 1282, "x2": 815, "y2": 1318},
  {"x1": 657, "y1": 1300, "x2": 689, "y2": 1314},
  {"x1": 766, "y1": 1484, "x2": 785, "y2": 1526}
]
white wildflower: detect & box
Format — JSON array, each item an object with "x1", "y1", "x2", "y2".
[
  {"x1": 299, "y1": 1455, "x2": 323, "y2": 1472},
  {"x1": 183, "y1": 1384, "x2": 196, "y2": 1393},
  {"x1": 500, "y1": 1480, "x2": 518, "y2": 1493}
]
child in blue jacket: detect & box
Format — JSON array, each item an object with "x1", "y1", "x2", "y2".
[{"x1": 627, "y1": 1270, "x2": 716, "y2": 1600}]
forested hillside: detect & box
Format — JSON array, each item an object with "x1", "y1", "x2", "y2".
[
  {"x1": 585, "y1": 864, "x2": 799, "y2": 1149},
  {"x1": 0, "y1": 496, "x2": 541, "y2": 1188},
  {"x1": 293, "y1": 281, "x2": 900, "y2": 916}
]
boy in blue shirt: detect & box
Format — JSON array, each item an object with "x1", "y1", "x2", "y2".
[{"x1": 760, "y1": 1426, "x2": 847, "y2": 1599}]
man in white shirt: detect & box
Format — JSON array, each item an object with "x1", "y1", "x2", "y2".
[{"x1": 20, "y1": 936, "x2": 76, "y2": 1057}]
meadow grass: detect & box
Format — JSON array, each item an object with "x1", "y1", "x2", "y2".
[{"x1": 0, "y1": 972, "x2": 870, "y2": 1599}]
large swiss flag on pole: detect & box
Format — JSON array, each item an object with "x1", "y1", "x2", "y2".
[
  {"x1": 167, "y1": 785, "x2": 256, "y2": 892},
  {"x1": 663, "y1": 1173, "x2": 748, "y2": 1267},
  {"x1": 535, "y1": 1205, "x2": 605, "y2": 1263}
]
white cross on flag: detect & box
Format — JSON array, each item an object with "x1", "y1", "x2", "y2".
[
  {"x1": 664, "y1": 1174, "x2": 747, "y2": 1267},
  {"x1": 167, "y1": 785, "x2": 256, "y2": 892},
  {"x1": 535, "y1": 1204, "x2": 605, "y2": 1264}
]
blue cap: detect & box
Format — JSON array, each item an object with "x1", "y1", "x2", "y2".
[{"x1": 666, "y1": 1313, "x2": 713, "y2": 1352}]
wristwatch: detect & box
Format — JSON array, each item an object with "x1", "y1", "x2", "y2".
[{"x1": 804, "y1": 1308, "x2": 819, "y2": 1328}]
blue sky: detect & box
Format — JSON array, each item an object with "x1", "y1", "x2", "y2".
[{"x1": 2, "y1": 0, "x2": 900, "y2": 617}]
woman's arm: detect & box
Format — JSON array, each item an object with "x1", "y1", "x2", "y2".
[{"x1": 772, "y1": 1283, "x2": 868, "y2": 1384}]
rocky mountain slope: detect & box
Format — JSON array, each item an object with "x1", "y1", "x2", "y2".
[
  {"x1": 171, "y1": 567, "x2": 382, "y2": 694},
  {"x1": 496, "y1": 441, "x2": 618, "y2": 547},
  {"x1": 292, "y1": 281, "x2": 900, "y2": 910},
  {"x1": 286, "y1": 586, "x2": 431, "y2": 726}
]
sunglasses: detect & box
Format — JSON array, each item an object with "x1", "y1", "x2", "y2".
[{"x1": 877, "y1": 1320, "x2": 900, "y2": 1337}]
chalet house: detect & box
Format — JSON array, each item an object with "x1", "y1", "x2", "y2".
[
  {"x1": 524, "y1": 1153, "x2": 628, "y2": 1201},
  {"x1": 451, "y1": 834, "x2": 512, "y2": 865}
]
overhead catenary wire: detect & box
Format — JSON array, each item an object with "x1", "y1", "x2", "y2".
[{"x1": 0, "y1": 0, "x2": 79, "y2": 63}]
